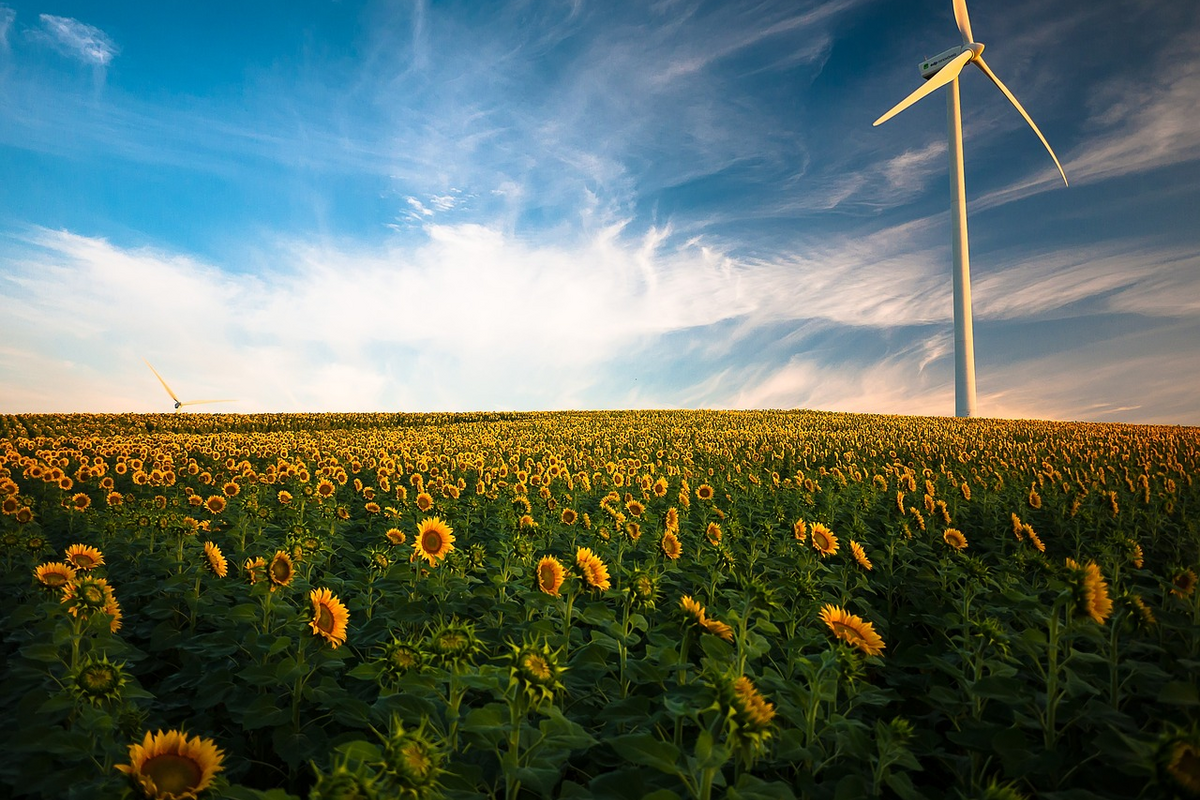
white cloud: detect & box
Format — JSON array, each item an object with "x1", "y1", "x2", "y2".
[
  {"x1": 37, "y1": 14, "x2": 118, "y2": 66},
  {"x1": 1, "y1": 6, "x2": 15, "y2": 50}
]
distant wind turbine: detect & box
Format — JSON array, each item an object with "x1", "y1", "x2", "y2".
[
  {"x1": 873, "y1": 0, "x2": 1067, "y2": 417},
  {"x1": 144, "y1": 359, "x2": 235, "y2": 412}
]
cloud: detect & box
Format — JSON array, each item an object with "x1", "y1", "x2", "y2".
[
  {"x1": 0, "y1": 6, "x2": 14, "y2": 50},
  {"x1": 36, "y1": 14, "x2": 118, "y2": 66}
]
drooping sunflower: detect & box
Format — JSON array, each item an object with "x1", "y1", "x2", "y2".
[
  {"x1": 680, "y1": 595, "x2": 706, "y2": 626},
  {"x1": 413, "y1": 517, "x2": 455, "y2": 566},
  {"x1": 819, "y1": 604, "x2": 886, "y2": 657},
  {"x1": 702, "y1": 616, "x2": 735, "y2": 642},
  {"x1": 849, "y1": 540, "x2": 873, "y2": 571},
  {"x1": 1171, "y1": 568, "x2": 1198, "y2": 599},
  {"x1": 810, "y1": 523, "x2": 838, "y2": 557},
  {"x1": 793, "y1": 520, "x2": 808, "y2": 542},
  {"x1": 706, "y1": 522, "x2": 723, "y2": 546},
  {"x1": 385, "y1": 527, "x2": 407, "y2": 545},
  {"x1": 34, "y1": 561, "x2": 76, "y2": 589},
  {"x1": 203, "y1": 542, "x2": 227, "y2": 578},
  {"x1": 309, "y1": 588, "x2": 350, "y2": 648},
  {"x1": 268, "y1": 550, "x2": 295, "y2": 589},
  {"x1": 575, "y1": 547, "x2": 611, "y2": 592},
  {"x1": 661, "y1": 531, "x2": 682, "y2": 560},
  {"x1": 65, "y1": 543, "x2": 105, "y2": 571},
  {"x1": 722, "y1": 674, "x2": 776, "y2": 761},
  {"x1": 116, "y1": 729, "x2": 224, "y2": 800},
  {"x1": 679, "y1": 595, "x2": 734, "y2": 642},
  {"x1": 536, "y1": 556, "x2": 565, "y2": 596},
  {"x1": 1065, "y1": 558, "x2": 1113, "y2": 624},
  {"x1": 943, "y1": 529, "x2": 968, "y2": 551},
  {"x1": 664, "y1": 507, "x2": 679, "y2": 533}
]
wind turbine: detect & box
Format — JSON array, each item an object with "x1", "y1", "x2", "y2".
[
  {"x1": 873, "y1": 0, "x2": 1067, "y2": 417},
  {"x1": 144, "y1": 359, "x2": 235, "y2": 412}
]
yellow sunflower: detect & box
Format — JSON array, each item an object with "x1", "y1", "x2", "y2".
[
  {"x1": 943, "y1": 529, "x2": 968, "y2": 550},
  {"x1": 706, "y1": 522, "x2": 722, "y2": 546},
  {"x1": 575, "y1": 547, "x2": 611, "y2": 592},
  {"x1": 309, "y1": 588, "x2": 350, "y2": 648},
  {"x1": 34, "y1": 561, "x2": 76, "y2": 588},
  {"x1": 65, "y1": 543, "x2": 105, "y2": 571},
  {"x1": 561, "y1": 508, "x2": 578, "y2": 525},
  {"x1": 243, "y1": 556, "x2": 267, "y2": 584},
  {"x1": 116, "y1": 729, "x2": 224, "y2": 800},
  {"x1": 1067, "y1": 558, "x2": 1113, "y2": 624},
  {"x1": 849, "y1": 540, "x2": 873, "y2": 570},
  {"x1": 268, "y1": 550, "x2": 295, "y2": 588},
  {"x1": 204, "y1": 495, "x2": 226, "y2": 515},
  {"x1": 1171, "y1": 568, "x2": 1198, "y2": 599},
  {"x1": 696, "y1": 484, "x2": 714, "y2": 501},
  {"x1": 385, "y1": 527, "x2": 407, "y2": 545},
  {"x1": 819, "y1": 604, "x2": 886, "y2": 657},
  {"x1": 71, "y1": 493, "x2": 91, "y2": 511},
  {"x1": 536, "y1": 556, "x2": 565, "y2": 596},
  {"x1": 793, "y1": 520, "x2": 808, "y2": 542},
  {"x1": 680, "y1": 595, "x2": 706, "y2": 626},
  {"x1": 661, "y1": 531, "x2": 682, "y2": 560},
  {"x1": 415, "y1": 492, "x2": 434, "y2": 512},
  {"x1": 810, "y1": 523, "x2": 838, "y2": 557},
  {"x1": 413, "y1": 517, "x2": 455, "y2": 566},
  {"x1": 203, "y1": 542, "x2": 227, "y2": 578}
]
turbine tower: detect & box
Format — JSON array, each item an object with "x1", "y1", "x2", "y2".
[{"x1": 873, "y1": 0, "x2": 1067, "y2": 417}]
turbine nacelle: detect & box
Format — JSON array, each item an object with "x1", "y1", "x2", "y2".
[{"x1": 920, "y1": 43, "x2": 983, "y2": 80}]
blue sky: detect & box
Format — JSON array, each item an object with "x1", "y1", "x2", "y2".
[{"x1": 1, "y1": 0, "x2": 1198, "y2": 423}]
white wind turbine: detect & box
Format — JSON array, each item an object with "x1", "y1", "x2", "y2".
[
  {"x1": 873, "y1": 0, "x2": 1067, "y2": 417},
  {"x1": 144, "y1": 359, "x2": 235, "y2": 412}
]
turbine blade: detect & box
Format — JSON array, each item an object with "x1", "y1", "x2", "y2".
[
  {"x1": 179, "y1": 399, "x2": 237, "y2": 406},
  {"x1": 873, "y1": 50, "x2": 972, "y2": 126},
  {"x1": 952, "y1": 0, "x2": 974, "y2": 44},
  {"x1": 974, "y1": 57, "x2": 1068, "y2": 186},
  {"x1": 143, "y1": 359, "x2": 180, "y2": 404}
]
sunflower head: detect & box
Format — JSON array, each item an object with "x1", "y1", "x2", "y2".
[
  {"x1": 1065, "y1": 558, "x2": 1113, "y2": 624},
  {"x1": 268, "y1": 550, "x2": 295, "y2": 589},
  {"x1": 380, "y1": 718, "x2": 444, "y2": 792},
  {"x1": 819, "y1": 604, "x2": 886, "y2": 657},
  {"x1": 70, "y1": 654, "x2": 127, "y2": 707},
  {"x1": 413, "y1": 517, "x2": 455, "y2": 567},
  {"x1": 115, "y1": 729, "x2": 225, "y2": 800},
  {"x1": 661, "y1": 531, "x2": 682, "y2": 560},
  {"x1": 380, "y1": 638, "x2": 425, "y2": 682},
  {"x1": 710, "y1": 673, "x2": 777, "y2": 766},
  {"x1": 508, "y1": 638, "x2": 567, "y2": 708},
  {"x1": 65, "y1": 543, "x2": 104, "y2": 571},
  {"x1": 430, "y1": 620, "x2": 483, "y2": 668},
  {"x1": 626, "y1": 568, "x2": 659, "y2": 610},
  {"x1": 203, "y1": 542, "x2": 228, "y2": 578},
  {"x1": 575, "y1": 547, "x2": 611, "y2": 592},
  {"x1": 536, "y1": 555, "x2": 566, "y2": 596},
  {"x1": 810, "y1": 523, "x2": 838, "y2": 557},
  {"x1": 309, "y1": 588, "x2": 350, "y2": 648},
  {"x1": 34, "y1": 561, "x2": 76, "y2": 589},
  {"x1": 942, "y1": 528, "x2": 968, "y2": 551},
  {"x1": 849, "y1": 540, "x2": 873, "y2": 570},
  {"x1": 308, "y1": 762, "x2": 380, "y2": 800},
  {"x1": 1156, "y1": 727, "x2": 1200, "y2": 797},
  {"x1": 243, "y1": 556, "x2": 267, "y2": 585},
  {"x1": 1171, "y1": 568, "x2": 1198, "y2": 599}
]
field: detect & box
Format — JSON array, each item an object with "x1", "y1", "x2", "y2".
[{"x1": 1, "y1": 409, "x2": 1198, "y2": 800}]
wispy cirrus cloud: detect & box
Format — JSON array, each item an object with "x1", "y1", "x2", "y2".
[
  {"x1": 1, "y1": 6, "x2": 15, "y2": 50},
  {"x1": 35, "y1": 14, "x2": 118, "y2": 66}
]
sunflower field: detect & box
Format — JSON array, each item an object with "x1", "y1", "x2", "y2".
[{"x1": 1, "y1": 409, "x2": 1198, "y2": 800}]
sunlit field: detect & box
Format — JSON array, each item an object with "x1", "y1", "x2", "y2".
[{"x1": 2, "y1": 410, "x2": 1198, "y2": 800}]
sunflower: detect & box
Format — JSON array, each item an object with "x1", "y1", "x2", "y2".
[
  {"x1": 268, "y1": 550, "x2": 295, "y2": 588},
  {"x1": 203, "y1": 542, "x2": 227, "y2": 578},
  {"x1": 221, "y1": 481, "x2": 240, "y2": 498},
  {"x1": 1166, "y1": 738, "x2": 1200, "y2": 795},
  {"x1": 315, "y1": 479, "x2": 335, "y2": 500},
  {"x1": 706, "y1": 522, "x2": 722, "y2": 546},
  {"x1": 204, "y1": 495, "x2": 226, "y2": 515},
  {"x1": 278, "y1": 490, "x2": 292, "y2": 505},
  {"x1": 575, "y1": 547, "x2": 611, "y2": 591},
  {"x1": 34, "y1": 561, "x2": 76, "y2": 588},
  {"x1": 696, "y1": 484, "x2": 714, "y2": 501},
  {"x1": 243, "y1": 556, "x2": 267, "y2": 584},
  {"x1": 625, "y1": 500, "x2": 644, "y2": 517},
  {"x1": 385, "y1": 527, "x2": 407, "y2": 545},
  {"x1": 793, "y1": 520, "x2": 807, "y2": 542},
  {"x1": 70, "y1": 653, "x2": 127, "y2": 707},
  {"x1": 680, "y1": 595, "x2": 706, "y2": 626},
  {"x1": 943, "y1": 529, "x2": 968, "y2": 550},
  {"x1": 508, "y1": 639, "x2": 567, "y2": 706},
  {"x1": 810, "y1": 524, "x2": 838, "y2": 557},
  {"x1": 71, "y1": 493, "x2": 91, "y2": 511},
  {"x1": 1066, "y1": 558, "x2": 1113, "y2": 624},
  {"x1": 702, "y1": 617, "x2": 735, "y2": 642},
  {"x1": 309, "y1": 588, "x2": 350, "y2": 648},
  {"x1": 413, "y1": 517, "x2": 455, "y2": 566},
  {"x1": 65, "y1": 543, "x2": 104, "y2": 571},
  {"x1": 661, "y1": 531, "x2": 682, "y2": 560},
  {"x1": 560, "y1": 508, "x2": 578, "y2": 525},
  {"x1": 728, "y1": 674, "x2": 776, "y2": 741},
  {"x1": 679, "y1": 595, "x2": 734, "y2": 641},
  {"x1": 819, "y1": 604, "x2": 886, "y2": 657},
  {"x1": 61, "y1": 576, "x2": 118, "y2": 626},
  {"x1": 116, "y1": 729, "x2": 224, "y2": 800},
  {"x1": 536, "y1": 556, "x2": 565, "y2": 596},
  {"x1": 1171, "y1": 568, "x2": 1198, "y2": 599},
  {"x1": 664, "y1": 507, "x2": 679, "y2": 533},
  {"x1": 415, "y1": 492, "x2": 434, "y2": 512},
  {"x1": 849, "y1": 540, "x2": 873, "y2": 570}
]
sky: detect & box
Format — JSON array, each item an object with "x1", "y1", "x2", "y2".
[{"x1": 1, "y1": 0, "x2": 1198, "y2": 423}]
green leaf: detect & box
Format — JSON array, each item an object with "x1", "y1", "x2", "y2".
[
  {"x1": 609, "y1": 733, "x2": 682, "y2": 775},
  {"x1": 1157, "y1": 682, "x2": 1199, "y2": 706}
]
